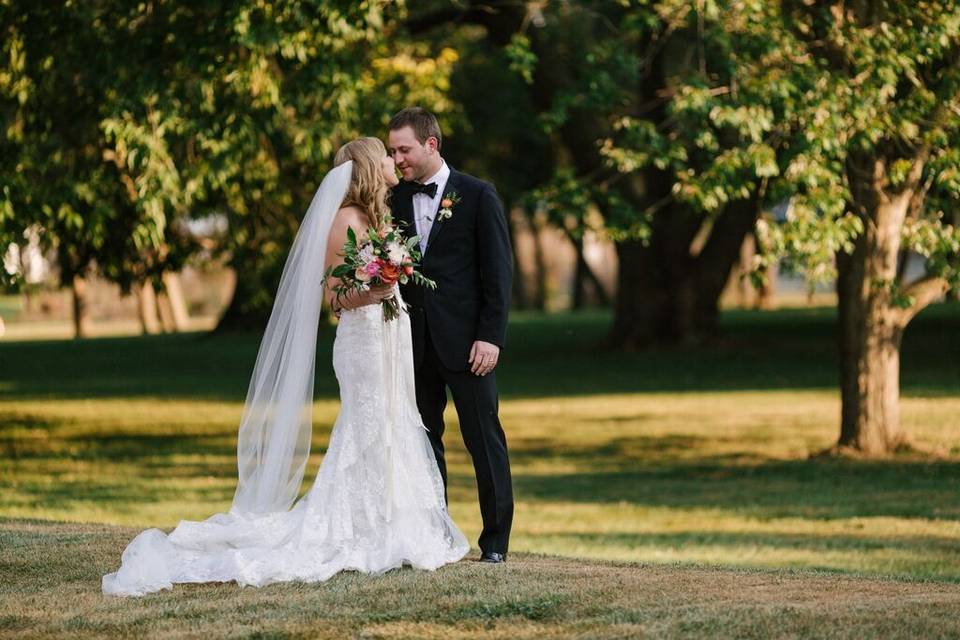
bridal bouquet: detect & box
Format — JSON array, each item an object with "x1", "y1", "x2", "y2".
[{"x1": 324, "y1": 218, "x2": 435, "y2": 321}]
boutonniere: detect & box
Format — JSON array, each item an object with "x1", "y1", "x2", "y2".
[{"x1": 438, "y1": 191, "x2": 461, "y2": 221}]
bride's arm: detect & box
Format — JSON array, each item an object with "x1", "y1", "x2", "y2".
[{"x1": 324, "y1": 207, "x2": 394, "y2": 312}]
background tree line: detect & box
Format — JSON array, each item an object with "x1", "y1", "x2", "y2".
[{"x1": 2, "y1": 0, "x2": 958, "y2": 456}]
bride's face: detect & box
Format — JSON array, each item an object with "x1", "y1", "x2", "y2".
[{"x1": 381, "y1": 154, "x2": 400, "y2": 188}]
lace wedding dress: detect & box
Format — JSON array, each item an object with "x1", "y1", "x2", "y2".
[{"x1": 102, "y1": 162, "x2": 469, "y2": 597}]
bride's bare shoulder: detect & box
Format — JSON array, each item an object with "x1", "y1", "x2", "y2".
[
  {"x1": 336, "y1": 204, "x2": 364, "y2": 220},
  {"x1": 333, "y1": 205, "x2": 370, "y2": 235}
]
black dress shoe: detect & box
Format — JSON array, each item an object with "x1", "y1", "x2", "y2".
[{"x1": 479, "y1": 551, "x2": 506, "y2": 563}]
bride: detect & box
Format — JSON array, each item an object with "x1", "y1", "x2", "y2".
[{"x1": 102, "y1": 137, "x2": 469, "y2": 597}]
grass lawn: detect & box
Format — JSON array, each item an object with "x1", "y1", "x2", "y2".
[{"x1": 1, "y1": 303, "x2": 959, "y2": 637}]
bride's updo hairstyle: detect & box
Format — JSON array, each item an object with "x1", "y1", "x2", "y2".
[{"x1": 334, "y1": 137, "x2": 391, "y2": 232}]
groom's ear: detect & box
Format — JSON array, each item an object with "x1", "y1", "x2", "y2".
[{"x1": 425, "y1": 136, "x2": 439, "y2": 153}]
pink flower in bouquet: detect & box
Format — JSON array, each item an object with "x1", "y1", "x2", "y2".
[{"x1": 322, "y1": 220, "x2": 436, "y2": 323}]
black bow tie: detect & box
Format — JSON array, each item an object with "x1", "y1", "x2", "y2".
[{"x1": 411, "y1": 182, "x2": 438, "y2": 198}]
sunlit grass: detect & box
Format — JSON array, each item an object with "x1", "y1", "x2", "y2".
[
  {"x1": 2, "y1": 305, "x2": 960, "y2": 636},
  {"x1": 2, "y1": 391, "x2": 959, "y2": 580},
  {"x1": 5, "y1": 521, "x2": 959, "y2": 639},
  {"x1": 1, "y1": 304, "x2": 958, "y2": 581}
]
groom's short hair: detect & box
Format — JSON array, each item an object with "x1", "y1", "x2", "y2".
[{"x1": 388, "y1": 107, "x2": 442, "y2": 151}]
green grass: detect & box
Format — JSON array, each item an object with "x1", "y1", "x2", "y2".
[
  {"x1": 4, "y1": 522, "x2": 960, "y2": 639},
  {"x1": 2, "y1": 303, "x2": 960, "y2": 637}
]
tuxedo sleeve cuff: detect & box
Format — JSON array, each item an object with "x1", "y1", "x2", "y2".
[{"x1": 476, "y1": 325, "x2": 507, "y2": 350}]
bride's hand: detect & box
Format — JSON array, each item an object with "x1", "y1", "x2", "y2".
[
  {"x1": 365, "y1": 283, "x2": 395, "y2": 303},
  {"x1": 334, "y1": 283, "x2": 394, "y2": 312}
]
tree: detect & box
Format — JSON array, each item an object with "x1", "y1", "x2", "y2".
[
  {"x1": 776, "y1": 1, "x2": 960, "y2": 454},
  {"x1": 179, "y1": 2, "x2": 458, "y2": 330},
  {"x1": 407, "y1": 0, "x2": 766, "y2": 344},
  {"x1": 1, "y1": 2, "x2": 140, "y2": 337},
  {"x1": 1, "y1": 1, "x2": 456, "y2": 334},
  {"x1": 432, "y1": 0, "x2": 959, "y2": 453},
  {"x1": 605, "y1": 0, "x2": 960, "y2": 454}
]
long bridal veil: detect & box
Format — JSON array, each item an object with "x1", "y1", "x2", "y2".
[
  {"x1": 232, "y1": 160, "x2": 353, "y2": 516},
  {"x1": 102, "y1": 161, "x2": 352, "y2": 596}
]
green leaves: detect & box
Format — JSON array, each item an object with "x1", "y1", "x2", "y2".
[
  {"x1": 505, "y1": 34, "x2": 537, "y2": 85},
  {"x1": 590, "y1": 0, "x2": 959, "y2": 295},
  {"x1": 0, "y1": 0, "x2": 449, "y2": 310}
]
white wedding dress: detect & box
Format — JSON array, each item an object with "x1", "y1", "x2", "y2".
[{"x1": 102, "y1": 162, "x2": 469, "y2": 597}]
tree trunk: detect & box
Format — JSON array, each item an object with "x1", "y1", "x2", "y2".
[
  {"x1": 136, "y1": 280, "x2": 162, "y2": 335},
  {"x1": 691, "y1": 196, "x2": 760, "y2": 339},
  {"x1": 756, "y1": 260, "x2": 777, "y2": 310},
  {"x1": 215, "y1": 247, "x2": 281, "y2": 332},
  {"x1": 71, "y1": 274, "x2": 91, "y2": 339},
  {"x1": 161, "y1": 271, "x2": 190, "y2": 331},
  {"x1": 610, "y1": 197, "x2": 758, "y2": 347},
  {"x1": 737, "y1": 233, "x2": 755, "y2": 308},
  {"x1": 609, "y1": 238, "x2": 659, "y2": 348},
  {"x1": 507, "y1": 206, "x2": 530, "y2": 310},
  {"x1": 530, "y1": 211, "x2": 548, "y2": 311},
  {"x1": 156, "y1": 290, "x2": 176, "y2": 333},
  {"x1": 835, "y1": 159, "x2": 912, "y2": 454},
  {"x1": 836, "y1": 246, "x2": 907, "y2": 454},
  {"x1": 565, "y1": 228, "x2": 610, "y2": 309},
  {"x1": 572, "y1": 233, "x2": 587, "y2": 310},
  {"x1": 24, "y1": 288, "x2": 38, "y2": 314}
]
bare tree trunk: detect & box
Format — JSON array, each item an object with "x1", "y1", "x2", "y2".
[
  {"x1": 572, "y1": 233, "x2": 587, "y2": 310},
  {"x1": 756, "y1": 260, "x2": 778, "y2": 310},
  {"x1": 692, "y1": 196, "x2": 760, "y2": 339},
  {"x1": 71, "y1": 274, "x2": 91, "y2": 339},
  {"x1": 735, "y1": 232, "x2": 778, "y2": 309},
  {"x1": 216, "y1": 244, "x2": 284, "y2": 332},
  {"x1": 737, "y1": 233, "x2": 755, "y2": 308},
  {"x1": 507, "y1": 207, "x2": 530, "y2": 310},
  {"x1": 156, "y1": 290, "x2": 176, "y2": 333},
  {"x1": 610, "y1": 197, "x2": 757, "y2": 347},
  {"x1": 530, "y1": 211, "x2": 548, "y2": 311},
  {"x1": 24, "y1": 288, "x2": 37, "y2": 314},
  {"x1": 136, "y1": 280, "x2": 162, "y2": 335},
  {"x1": 609, "y1": 239, "x2": 659, "y2": 348},
  {"x1": 836, "y1": 159, "x2": 912, "y2": 455},
  {"x1": 565, "y1": 228, "x2": 610, "y2": 309},
  {"x1": 162, "y1": 271, "x2": 190, "y2": 331},
  {"x1": 836, "y1": 243, "x2": 906, "y2": 454}
]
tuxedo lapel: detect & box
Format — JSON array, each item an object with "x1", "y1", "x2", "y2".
[{"x1": 425, "y1": 169, "x2": 461, "y2": 253}]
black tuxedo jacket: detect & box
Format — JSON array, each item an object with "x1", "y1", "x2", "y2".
[{"x1": 391, "y1": 167, "x2": 513, "y2": 371}]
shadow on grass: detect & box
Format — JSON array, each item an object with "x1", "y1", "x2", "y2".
[
  {"x1": 514, "y1": 458, "x2": 960, "y2": 520},
  {"x1": 1, "y1": 303, "x2": 958, "y2": 401},
  {"x1": 549, "y1": 529, "x2": 960, "y2": 555},
  {"x1": 0, "y1": 432, "x2": 233, "y2": 461},
  {"x1": 2, "y1": 479, "x2": 233, "y2": 510}
]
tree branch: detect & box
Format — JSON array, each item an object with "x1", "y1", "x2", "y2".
[
  {"x1": 404, "y1": 1, "x2": 525, "y2": 44},
  {"x1": 896, "y1": 274, "x2": 949, "y2": 327}
]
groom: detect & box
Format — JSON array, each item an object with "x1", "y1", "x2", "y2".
[{"x1": 388, "y1": 107, "x2": 514, "y2": 563}]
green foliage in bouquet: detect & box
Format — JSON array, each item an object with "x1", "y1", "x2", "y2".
[{"x1": 324, "y1": 218, "x2": 435, "y2": 321}]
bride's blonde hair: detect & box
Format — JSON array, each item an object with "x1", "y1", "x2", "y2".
[{"x1": 334, "y1": 137, "x2": 391, "y2": 232}]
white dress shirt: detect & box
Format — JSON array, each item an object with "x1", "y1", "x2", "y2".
[{"x1": 412, "y1": 160, "x2": 450, "y2": 253}]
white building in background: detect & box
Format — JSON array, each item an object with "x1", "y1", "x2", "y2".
[{"x1": 4, "y1": 226, "x2": 49, "y2": 285}]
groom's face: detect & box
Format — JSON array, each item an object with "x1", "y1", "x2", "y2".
[{"x1": 388, "y1": 126, "x2": 439, "y2": 183}]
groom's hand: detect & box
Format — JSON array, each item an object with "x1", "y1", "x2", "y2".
[{"x1": 469, "y1": 340, "x2": 500, "y2": 376}]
